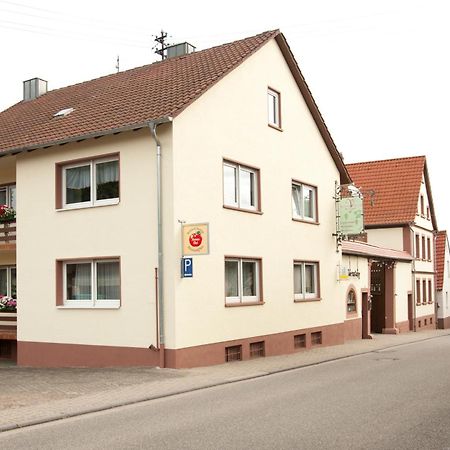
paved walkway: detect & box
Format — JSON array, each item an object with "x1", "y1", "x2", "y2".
[{"x1": 1, "y1": 329, "x2": 449, "y2": 432}]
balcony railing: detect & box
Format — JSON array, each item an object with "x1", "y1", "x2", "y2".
[
  {"x1": 0, "y1": 312, "x2": 17, "y2": 340},
  {"x1": 0, "y1": 221, "x2": 16, "y2": 246}
]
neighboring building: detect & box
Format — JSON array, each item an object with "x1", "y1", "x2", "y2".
[
  {"x1": 347, "y1": 156, "x2": 438, "y2": 332},
  {"x1": 0, "y1": 30, "x2": 370, "y2": 368},
  {"x1": 435, "y1": 231, "x2": 450, "y2": 328},
  {"x1": 341, "y1": 240, "x2": 412, "y2": 338}
]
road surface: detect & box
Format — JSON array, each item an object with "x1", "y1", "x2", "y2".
[{"x1": 1, "y1": 336, "x2": 450, "y2": 449}]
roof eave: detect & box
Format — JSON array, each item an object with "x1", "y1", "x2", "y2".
[{"x1": 0, "y1": 117, "x2": 173, "y2": 156}]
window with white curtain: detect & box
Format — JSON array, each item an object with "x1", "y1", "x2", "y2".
[
  {"x1": 63, "y1": 259, "x2": 120, "y2": 308},
  {"x1": 0, "y1": 184, "x2": 16, "y2": 209},
  {"x1": 63, "y1": 157, "x2": 119, "y2": 208},
  {"x1": 223, "y1": 161, "x2": 259, "y2": 211},
  {"x1": 294, "y1": 261, "x2": 319, "y2": 300},
  {"x1": 0, "y1": 266, "x2": 16, "y2": 299},
  {"x1": 292, "y1": 182, "x2": 317, "y2": 221},
  {"x1": 225, "y1": 258, "x2": 260, "y2": 305}
]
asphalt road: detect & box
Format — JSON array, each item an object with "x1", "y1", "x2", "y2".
[{"x1": 2, "y1": 336, "x2": 450, "y2": 450}]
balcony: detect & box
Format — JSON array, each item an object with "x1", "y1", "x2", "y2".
[
  {"x1": 0, "y1": 221, "x2": 16, "y2": 251},
  {"x1": 0, "y1": 312, "x2": 16, "y2": 340}
]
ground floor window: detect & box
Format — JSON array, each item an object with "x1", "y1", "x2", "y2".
[
  {"x1": 347, "y1": 288, "x2": 357, "y2": 313},
  {"x1": 225, "y1": 258, "x2": 261, "y2": 305},
  {"x1": 294, "y1": 261, "x2": 319, "y2": 300},
  {"x1": 0, "y1": 266, "x2": 16, "y2": 299},
  {"x1": 63, "y1": 259, "x2": 120, "y2": 308}
]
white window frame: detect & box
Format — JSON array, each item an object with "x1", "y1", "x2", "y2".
[
  {"x1": 225, "y1": 258, "x2": 260, "y2": 305},
  {"x1": 62, "y1": 157, "x2": 119, "y2": 209},
  {"x1": 292, "y1": 182, "x2": 317, "y2": 222},
  {"x1": 63, "y1": 259, "x2": 120, "y2": 309},
  {"x1": 0, "y1": 265, "x2": 16, "y2": 298},
  {"x1": 294, "y1": 261, "x2": 319, "y2": 300},
  {"x1": 0, "y1": 184, "x2": 16, "y2": 209},
  {"x1": 267, "y1": 88, "x2": 280, "y2": 128},
  {"x1": 223, "y1": 161, "x2": 259, "y2": 211}
]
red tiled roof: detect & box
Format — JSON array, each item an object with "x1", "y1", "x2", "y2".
[
  {"x1": 0, "y1": 31, "x2": 279, "y2": 153},
  {"x1": 0, "y1": 30, "x2": 350, "y2": 183},
  {"x1": 435, "y1": 230, "x2": 447, "y2": 291},
  {"x1": 342, "y1": 240, "x2": 412, "y2": 261},
  {"x1": 346, "y1": 156, "x2": 425, "y2": 226}
]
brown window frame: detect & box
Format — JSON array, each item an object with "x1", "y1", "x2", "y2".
[
  {"x1": 222, "y1": 159, "x2": 262, "y2": 214},
  {"x1": 416, "y1": 279, "x2": 421, "y2": 305},
  {"x1": 267, "y1": 87, "x2": 282, "y2": 130},
  {"x1": 421, "y1": 236, "x2": 426, "y2": 261},
  {"x1": 415, "y1": 234, "x2": 420, "y2": 259},
  {"x1": 428, "y1": 279, "x2": 433, "y2": 304},
  {"x1": 291, "y1": 179, "x2": 319, "y2": 224},
  {"x1": 55, "y1": 152, "x2": 120, "y2": 210},
  {"x1": 427, "y1": 237, "x2": 431, "y2": 261},
  {"x1": 293, "y1": 260, "x2": 321, "y2": 302},
  {"x1": 224, "y1": 256, "x2": 263, "y2": 307},
  {"x1": 56, "y1": 256, "x2": 121, "y2": 308},
  {"x1": 422, "y1": 279, "x2": 427, "y2": 304}
]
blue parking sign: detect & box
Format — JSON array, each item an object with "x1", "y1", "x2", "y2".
[{"x1": 181, "y1": 257, "x2": 193, "y2": 278}]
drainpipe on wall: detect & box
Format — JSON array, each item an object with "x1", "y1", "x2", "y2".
[
  {"x1": 148, "y1": 117, "x2": 172, "y2": 367},
  {"x1": 409, "y1": 224, "x2": 417, "y2": 332}
]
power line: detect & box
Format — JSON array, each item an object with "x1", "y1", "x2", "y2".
[{"x1": 0, "y1": 0, "x2": 152, "y2": 35}]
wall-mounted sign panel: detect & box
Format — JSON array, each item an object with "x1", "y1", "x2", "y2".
[
  {"x1": 182, "y1": 223, "x2": 209, "y2": 255},
  {"x1": 339, "y1": 197, "x2": 364, "y2": 236}
]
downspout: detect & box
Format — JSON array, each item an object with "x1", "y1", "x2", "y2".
[
  {"x1": 148, "y1": 117, "x2": 172, "y2": 367},
  {"x1": 409, "y1": 224, "x2": 417, "y2": 331}
]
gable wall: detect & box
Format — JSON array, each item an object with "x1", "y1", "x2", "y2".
[{"x1": 168, "y1": 39, "x2": 344, "y2": 349}]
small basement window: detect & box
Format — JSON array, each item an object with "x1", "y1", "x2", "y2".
[
  {"x1": 225, "y1": 345, "x2": 242, "y2": 362},
  {"x1": 250, "y1": 341, "x2": 265, "y2": 359}
]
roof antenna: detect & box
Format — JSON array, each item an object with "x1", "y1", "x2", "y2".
[
  {"x1": 153, "y1": 30, "x2": 171, "y2": 60},
  {"x1": 115, "y1": 55, "x2": 120, "y2": 73}
]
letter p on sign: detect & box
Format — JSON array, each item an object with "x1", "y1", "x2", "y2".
[{"x1": 181, "y1": 257, "x2": 193, "y2": 278}]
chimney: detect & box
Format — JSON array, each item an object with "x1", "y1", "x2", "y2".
[
  {"x1": 23, "y1": 78, "x2": 48, "y2": 101},
  {"x1": 165, "y1": 42, "x2": 196, "y2": 59}
]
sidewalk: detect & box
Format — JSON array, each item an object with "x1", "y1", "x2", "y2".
[{"x1": 1, "y1": 329, "x2": 449, "y2": 432}]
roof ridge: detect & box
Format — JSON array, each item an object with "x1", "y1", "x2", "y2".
[
  {"x1": 22, "y1": 30, "x2": 279, "y2": 101},
  {"x1": 346, "y1": 155, "x2": 426, "y2": 167}
]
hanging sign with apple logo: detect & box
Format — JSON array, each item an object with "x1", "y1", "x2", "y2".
[{"x1": 182, "y1": 223, "x2": 209, "y2": 255}]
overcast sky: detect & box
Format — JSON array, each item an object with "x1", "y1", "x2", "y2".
[{"x1": 1, "y1": 0, "x2": 448, "y2": 230}]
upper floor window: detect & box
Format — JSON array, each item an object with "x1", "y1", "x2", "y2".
[
  {"x1": 62, "y1": 259, "x2": 120, "y2": 308},
  {"x1": 62, "y1": 156, "x2": 119, "y2": 209},
  {"x1": 0, "y1": 184, "x2": 16, "y2": 210},
  {"x1": 294, "y1": 261, "x2": 319, "y2": 301},
  {"x1": 223, "y1": 160, "x2": 259, "y2": 212},
  {"x1": 225, "y1": 258, "x2": 261, "y2": 305},
  {"x1": 292, "y1": 182, "x2": 317, "y2": 222},
  {"x1": 422, "y1": 236, "x2": 426, "y2": 260},
  {"x1": 267, "y1": 88, "x2": 281, "y2": 128},
  {"x1": 427, "y1": 237, "x2": 431, "y2": 261},
  {"x1": 415, "y1": 234, "x2": 420, "y2": 259},
  {"x1": 420, "y1": 194, "x2": 424, "y2": 216}
]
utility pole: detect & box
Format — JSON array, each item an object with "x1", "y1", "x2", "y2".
[{"x1": 153, "y1": 30, "x2": 169, "y2": 60}]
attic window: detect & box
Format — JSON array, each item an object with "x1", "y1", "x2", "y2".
[{"x1": 54, "y1": 107, "x2": 74, "y2": 118}]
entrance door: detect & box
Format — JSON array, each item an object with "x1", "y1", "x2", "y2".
[
  {"x1": 370, "y1": 262, "x2": 386, "y2": 333},
  {"x1": 408, "y1": 293, "x2": 414, "y2": 331}
]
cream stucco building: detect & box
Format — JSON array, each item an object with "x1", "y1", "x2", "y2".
[{"x1": 0, "y1": 30, "x2": 374, "y2": 368}]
